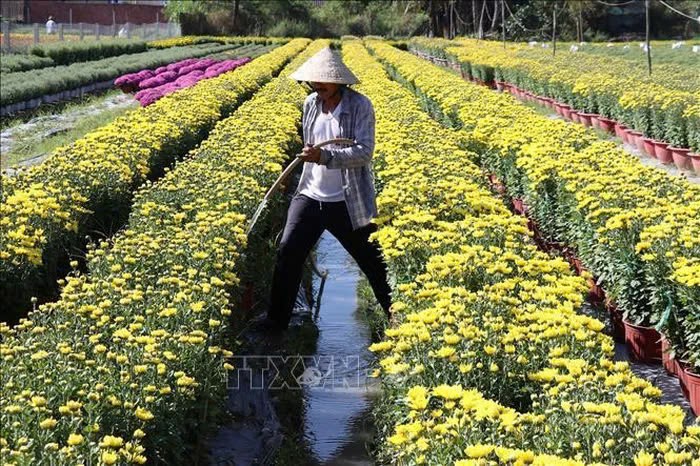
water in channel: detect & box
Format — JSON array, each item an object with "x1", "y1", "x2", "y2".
[{"x1": 303, "y1": 231, "x2": 379, "y2": 465}]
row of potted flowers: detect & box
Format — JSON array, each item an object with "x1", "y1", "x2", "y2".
[
  {"x1": 411, "y1": 44, "x2": 700, "y2": 176},
  {"x1": 365, "y1": 40, "x2": 700, "y2": 415},
  {"x1": 0, "y1": 40, "x2": 307, "y2": 318},
  {"x1": 349, "y1": 40, "x2": 700, "y2": 465},
  {"x1": 0, "y1": 39, "x2": 319, "y2": 465},
  {"x1": 408, "y1": 37, "x2": 700, "y2": 157},
  {"x1": 497, "y1": 82, "x2": 700, "y2": 176}
]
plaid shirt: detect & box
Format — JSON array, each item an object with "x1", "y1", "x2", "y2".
[{"x1": 297, "y1": 87, "x2": 378, "y2": 230}]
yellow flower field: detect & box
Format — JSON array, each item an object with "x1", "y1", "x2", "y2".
[
  {"x1": 0, "y1": 38, "x2": 327, "y2": 465},
  {"x1": 0, "y1": 39, "x2": 307, "y2": 317},
  {"x1": 340, "y1": 40, "x2": 700, "y2": 466}
]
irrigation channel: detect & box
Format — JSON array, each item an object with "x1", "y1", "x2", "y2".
[{"x1": 208, "y1": 233, "x2": 379, "y2": 465}]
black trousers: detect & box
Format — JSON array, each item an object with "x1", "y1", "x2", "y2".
[{"x1": 268, "y1": 194, "x2": 392, "y2": 327}]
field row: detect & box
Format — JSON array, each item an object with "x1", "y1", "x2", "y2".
[
  {"x1": 0, "y1": 39, "x2": 295, "y2": 322},
  {"x1": 341, "y1": 40, "x2": 700, "y2": 465},
  {"x1": 410, "y1": 37, "x2": 700, "y2": 154},
  {"x1": 0, "y1": 38, "x2": 319, "y2": 465}
]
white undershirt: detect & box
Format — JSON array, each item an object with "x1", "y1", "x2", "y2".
[{"x1": 298, "y1": 101, "x2": 345, "y2": 202}]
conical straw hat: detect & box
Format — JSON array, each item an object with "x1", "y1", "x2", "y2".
[{"x1": 289, "y1": 47, "x2": 359, "y2": 85}]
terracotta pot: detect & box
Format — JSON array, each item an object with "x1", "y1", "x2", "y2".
[
  {"x1": 661, "y1": 337, "x2": 680, "y2": 377},
  {"x1": 570, "y1": 110, "x2": 580, "y2": 123},
  {"x1": 561, "y1": 106, "x2": 573, "y2": 120},
  {"x1": 512, "y1": 198, "x2": 525, "y2": 215},
  {"x1": 590, "y1": 114, "x2": 601, "y2": 129},
  {"x1": 635, "y1": 133, "x2": 647, "y2": 153},
  {"x1": 689, "y1": 153, "x2": 700, "y2": 175},
  {"x1": 653, "y1": 141, "x2": 672, "y2": 164},
  {"x1": 679, "y1": 359, "x2": 690, "y2": 399},
  {"x1": 623, "y1": 319, "x2": 662, "y2": 363},
  {"x1": 625, "y1": 129, "x2": 642, "y2": 146},
  {"x1": 597, "y1": 117, "x2": 616, "y2": 134},
  {"x1": 614, "y1": 123, "x2": 628, "y2": 140},
  {"x1": 578, "y1": 113, "x2": 593, "y2": 127},
  {"x1": 683, "y1": 367, "x2": 700, "y2": 416},
  {"x1": 669, "y1": 147, "x2": 691, "y2": 170},
  {"x1": 642, "y1": 138, "x2": 658, "y2": 159},
  {"x1": 495, "y1": 80, "x2": 505, "y2": 91},
  {"x1": 606, "y1": 300, "x2": 626, "y2": 343},
  {"x1": 586, "y1": 277, "x2": 606, "y2": 304}
]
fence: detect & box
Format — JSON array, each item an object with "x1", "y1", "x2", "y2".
[{"x1": 1, "y1": 21, "x2": 180, "y2": 53}]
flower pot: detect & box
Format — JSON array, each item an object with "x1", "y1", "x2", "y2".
[
  {"x1": 679, "y1": 359, "x2": 690, "y2": 399},
  {"x1": 669, "y1": 147, "x2": 691, "y2": 170},
  {"x1": 606, "y1": 299, "x2": 626, "y2": 343},
  {"x1": 623, "y1": 319, "x2": 662, "y2": 363},
  {"x1": 635, "y1": 133, "x2": 647, "y2": 153},
  {"x1": 578, "y1": 113, "x2": 593, "y2": 127},
  {"x1": 512, "y1": 198, "x2": 525, "y2": 215},
  {"x1": 683, "y1": 367, "x2": 700, "y2": 416},
  {"x1": 614, "y1": 123, "x2": 627, "y2": 139},
  {"x1": 654, "y1": 141, "x2": 673, "y2": 164},
  {"x1": 495, "y1": 80, "x2": 505, "y2": 91},
  {"x1": 597, "y1": 117, "x2": 616, "y2": 134},
  {"x1": 642, "y1": 138, "x2": 658, "y2": 159},
  {"x1": 689, "y1": 153, "x2": 700, "y2": 175},
  {"x1": 561, "y1": 106, "x2": 573, "y2": 120},
  {"x1": 590, "y1": 114, "x2": 601, "y2": 129},
  {"x1": 661, "y1": 337, "x2": 680, "y2": 377},
  {"x1": 569, "y1": 110, "x2": 580, "y2": 123},
  {"x1": 625, "y1": 129, "x2": 642, "y2": 146},
  {"x1": 586, "y1": 277, "x2": 606, "y2": 304}
]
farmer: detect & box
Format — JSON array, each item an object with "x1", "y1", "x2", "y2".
[
  {"x1": 45, "y1": 16, "x2": 56, "y2": 35},
  {"x1": 256, "y1": 47, "x2": 392, "y2": 332}
]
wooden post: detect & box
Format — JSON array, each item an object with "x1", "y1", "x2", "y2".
[
  {"x1": 58, "y1": 23, "x2": 64, "y2": 41},
  {"x1": 2, "y1": 22, "x2": 10, "y2": 52},
  {"x1": 69, "y1": 9, "x2": 72, "y2": 28},
  {"x1": 501, "y1": 0, "x2": 506, "y2": 49},
  {"x1": 33, "y1": 23, "x2": 39, "y2": 45},
  {"x1": 79, "y1": 22, "x2": 84, "y2": 40},
  {"x1": 96, "y1": 24, "x2": 100, "y2": 41},
  {"x1": 552, "y1": 3, "x2": 557, "y2": 57},
  {"x1": 645, "y1": 0, "x2": 652, "y2": 76}
]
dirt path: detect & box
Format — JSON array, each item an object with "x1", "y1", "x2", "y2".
[{"x1": 1, "y1": 92, "x2": 136, "y2": 173}]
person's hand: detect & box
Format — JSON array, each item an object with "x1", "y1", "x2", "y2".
[{"x1": 298, "y1": 144, "x2": 321, "y2": 163}]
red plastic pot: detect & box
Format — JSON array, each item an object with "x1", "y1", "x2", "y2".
[
  {"x1": 625, "y1": 129, "x2": 642, "y2": 146},
  {"x1": 669, "y1": 147, "x2": 691, "y2": 170},
  {"x1": 512, "y1": 198, "x2": 525, "y2": 215},
  {"x1": 654, "y1": 141, "x2": 672, "y2": 164},
  {"x1": 586, "y1": 277, "x2": 606, "y2": 304},
  {"x1": 642, "y1": 138, "x2": 658, "y2": 159},
  {"x1": 683, "y1": 367, "x2": 700, "y2": 416},
  {"x1": 606, "y1": 300, "x2": 626, "y2": 343},
  {"x1": 597, "y1": 117, "x2": 616, "y2": 134},
  {"x1": 661, "y1": 337, "x2": 680, "y2": 377},
  {"x1": 614, "y1": 123, "x2": 628, "y2": 140},
  {"x1": 561, "y1": 106, "x2": 573, "y2": 120},
  {"x1": 578, "y1": 113, "x2": 593, "y2": 127},
  {"x1": 623, "y1": 319, "x2": 662, "y2": 363},
  {"x1": 689, "y1": 153, "x2": 700, "y2": 175}
]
